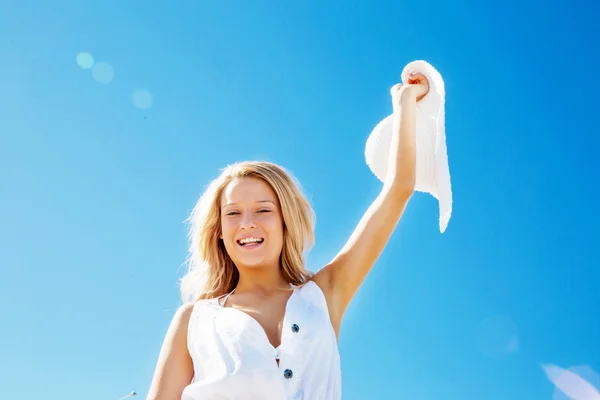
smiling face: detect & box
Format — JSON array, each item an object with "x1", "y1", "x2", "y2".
[{"x1": 220, "y1": 177, "x2": 285, "y2": 270}]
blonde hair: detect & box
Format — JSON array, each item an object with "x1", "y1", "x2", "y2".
[{"x1": 180, "y1": 161, "x2": 315, "y2": 303}]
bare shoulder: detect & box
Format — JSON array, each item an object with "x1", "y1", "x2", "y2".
[
  {"x1": 310, "y1": 268, "x2": 333, "y2": 298},
  {"x1": 163, "y1": 302, "x2": 197, "y2": 354},
  {"x1": 146, "y1": 302, "x2": 196, "y2": 400},
  {"x1": 173, "y1": 302, "x2": 196, "y2": 328},
  {"x1": 164, "y1": 302, "x2": 196, "y2": 342},
  {"x1": 310, "y1": 268, "x2": 342, "y2": 335}
]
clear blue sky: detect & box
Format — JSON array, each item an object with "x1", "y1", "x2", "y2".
[{"x1": 1, "y1": 1, "x2": 599, "y2": 399}]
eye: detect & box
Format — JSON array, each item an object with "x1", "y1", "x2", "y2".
[
  {"x1": 225, "y1": 211, "x2": 240, "y2": 216},
  {"x1": 257, "y1": 209, "x2": 271, "y2": 213}
]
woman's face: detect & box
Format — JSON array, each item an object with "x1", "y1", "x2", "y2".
[{"x1": 220, "y1": 177, "x2": 284, "y2": 269}]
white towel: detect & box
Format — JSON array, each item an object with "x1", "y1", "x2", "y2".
[{"x1": 365, "y1": 60, "x2": 452, "y2": 233}]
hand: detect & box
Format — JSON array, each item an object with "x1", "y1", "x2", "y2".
[
  {"x1": 390, "y1": 73, "x2": 430, "y2": 111},
  {"x1": 405, "y1": 72, "x2": 429, "y2": 101}
]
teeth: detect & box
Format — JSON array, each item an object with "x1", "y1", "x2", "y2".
[{"x1": 239, "y1": 237, "x2": 263, "y2": 245}]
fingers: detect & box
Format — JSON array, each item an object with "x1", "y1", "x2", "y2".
[
  {"x1": 407, "y1": 72, "x2": 427, "y2": 86},
  {"x1": 390, "y1": 83, "x2": 403, "y2": 97},
  {"x1": 390, "y1": 72, "x2": 430, "y2": 104},
  {"x1": 407, "y1": 72, "x2": 429, "y2": 92},
  {"x1": 407, "y1": 75, "x2": 421, "y2": 85},
  {"x1": 406, "y1": 72, "x2": 430, "y2": 101}
]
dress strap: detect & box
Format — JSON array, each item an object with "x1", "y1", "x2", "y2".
[{"x1": 218, "y1": 288, "x2": 236, "y2": 307}]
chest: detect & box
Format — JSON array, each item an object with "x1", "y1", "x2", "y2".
[
  {"x1": 186, "y1": 285, "x2": 342, "y2": 399},
  {"x1": 225, "y1": 291, "x2": 292, "y2": 350}
]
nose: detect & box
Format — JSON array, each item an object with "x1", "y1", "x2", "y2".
[{"x1": 239, "y1": 211, "x2": 257, "y2": 230}]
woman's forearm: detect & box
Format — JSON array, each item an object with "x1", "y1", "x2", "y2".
[{"x1": 385, "y1": 93, "x2": 417, "y2": 196}]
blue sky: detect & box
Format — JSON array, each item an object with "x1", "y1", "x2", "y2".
[{"x1": 1, "y1": 1, "x2": 599, "y2": 399}]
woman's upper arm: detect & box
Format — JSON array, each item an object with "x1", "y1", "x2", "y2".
[
  {"x1": 313, "y1": 188, "x2": 412, "y2": 329},
  {"x1": 313, "y1": 82, "x2": 424, "y2": 329},
  {"x1": 147, "y1": 303, "x2": 195, "y2": 400}
]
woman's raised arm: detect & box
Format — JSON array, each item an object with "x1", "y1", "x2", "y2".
[{"x1": 313, "y1": 75, "x2": 430, "y2": 330}]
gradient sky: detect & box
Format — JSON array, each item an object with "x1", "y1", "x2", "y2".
[{"x1": 1, "y1": 1, "x2": 599, "y2": 399}]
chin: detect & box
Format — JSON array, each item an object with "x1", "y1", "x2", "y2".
[
  {"x1": 233, "y1": 249, "x2": 283, "y2": 270},
  {"x1": 236, "y1": 254, "x2": 266, "y2": 267}
]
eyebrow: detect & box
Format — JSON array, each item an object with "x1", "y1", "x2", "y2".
[{"x1": 222, "y1": 200, "x2": 276, "y2": 208}]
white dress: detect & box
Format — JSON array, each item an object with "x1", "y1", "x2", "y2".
[{"x1": 182, "y1": 280, "x2": 342, "y2": 400}]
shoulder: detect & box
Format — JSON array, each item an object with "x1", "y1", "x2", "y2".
[
  {"x1": 300, "y1": 277, "x2": 334, "y2": 315},
  {"x1": 167, "y1": 302, "x2": 197, "y2": 340},
  {"x1": 178, "y1": 298, "x2": 222, "y2": 333},
  {"x1": 174, "y1": 299, "x2": 218, "y2": 327},
  {"x1": 178, "y1": 301, "x2": 196, "y2": 317},
  {"x1": 309, "y1": 267, "x2": 334, "y2": 302},
  {"x1": 165, "y1": 301, "x2": 211, "y2": 352},
  {"x1": 175, "y1": 302, "x2": 196, "y2": 322},
  {"x1": 298, "y1": 278, "x2": 326, "y2": 298},
  {"x1": 146, "y1": 303, "x2": 197, "y2": 399},
  {"x1": 309, "y1": 268, "x2": 343, "y2": 334}
]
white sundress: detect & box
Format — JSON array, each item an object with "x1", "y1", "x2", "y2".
[{"x1": 182, "y1": 280, "x2": 342, "y2": 400}]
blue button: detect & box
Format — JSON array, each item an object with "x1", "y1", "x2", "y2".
[
  {"x1": 284, "y1": 369, "x2": 293, "y2": 379},
  {"x1": 291, "y1": 324, "x2": 300, "y2": 333}
]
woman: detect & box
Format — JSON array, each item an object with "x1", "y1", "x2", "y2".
[{"x1": 147, "y1": 73, "x2": 429, "y2": 399}]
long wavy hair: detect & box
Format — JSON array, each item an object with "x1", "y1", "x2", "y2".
[{"x1": 180, "y1": 161, "x2": 315, "y2": 303}]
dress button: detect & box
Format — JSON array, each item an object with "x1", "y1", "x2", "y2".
[
  {"x1": 291, "y1": 323, "x2": 300, "y2": 333},
  {"x1": 283, "y1": 369, "x2": 293, "y2": 379}
]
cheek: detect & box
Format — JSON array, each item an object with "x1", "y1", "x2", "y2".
[
  {"x1": 220, "y1": 219, "x2": 236, "y2": 241},
  {"x1": 265, "y1": 216, "x2": 284, "y2": 239},
  {"x1": 220, "y1": 222, "x2": 237, "y2": 256}
]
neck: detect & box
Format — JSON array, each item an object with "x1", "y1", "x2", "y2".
[{"x1": 234, "y1": 262, "x2": 289, "y2": 294}]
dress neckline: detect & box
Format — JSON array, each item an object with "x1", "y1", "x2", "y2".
[{"x1": 216, "y1": 284, "x2": 298, "y2": 352}]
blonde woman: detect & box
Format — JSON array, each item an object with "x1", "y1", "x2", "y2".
[{"x1": 147, "y1": 73, "x2": 429, "y2": 400}]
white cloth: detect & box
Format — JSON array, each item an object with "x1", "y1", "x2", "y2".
[
  {"x1": 182, "y1": 281, "x2": 342, "y2": 400},
  {"x1": 365, "y1": 60, "x2": 452, "y2": 233}
]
